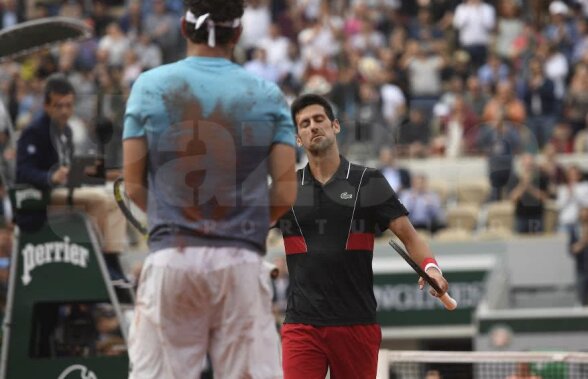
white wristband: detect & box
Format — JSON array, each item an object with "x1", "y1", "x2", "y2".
[{"x1": 424, "y1": 263, "x2": 442, "y2": 275}]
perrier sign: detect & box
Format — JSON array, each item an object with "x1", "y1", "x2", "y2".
[
  {"x1": 1, "y1": 212, "x2": 129, "y2": 379},
  {"x1": 21, "y1": 236, "x2": 91, "y2": 286}
]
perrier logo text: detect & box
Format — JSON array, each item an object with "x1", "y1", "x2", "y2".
[{"x1": 21, "y1": 236, "x2": 89, "y2": 285}]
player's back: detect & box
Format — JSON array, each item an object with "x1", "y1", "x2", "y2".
[{"x1": 123, "y1": 56, "x2": 294, "y2": 253}]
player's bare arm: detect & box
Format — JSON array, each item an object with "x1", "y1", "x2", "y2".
[
  {"x1": 123, "y1": 137, "x2": 148, "y2": 212},
  {"x1": 268, "y1": 143, "x2": 297, "y2": 224},
  {"x1": 388, "y1": 215, "x2": 449, "y2": 296}
]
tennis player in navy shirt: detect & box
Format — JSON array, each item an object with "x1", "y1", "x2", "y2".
[{"x1": 277, "y1": 94, "x2": 450, "y2": 379}]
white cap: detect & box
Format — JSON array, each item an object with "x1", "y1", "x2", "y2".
[
  {"x1": 433, "y1": 102, "x2": 450, "y2": 118},
  {"x1": 549, "y1": 1, "x2": 569, "y2": 15}
]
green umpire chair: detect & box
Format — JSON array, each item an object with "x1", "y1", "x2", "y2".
[{"x1": 0, "y1": 186, "x2": 130, "y2": 379}]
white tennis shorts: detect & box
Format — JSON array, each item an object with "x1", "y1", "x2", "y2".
[{"x1": 128, "y1": 246, "x2": 282, "y2": 379}]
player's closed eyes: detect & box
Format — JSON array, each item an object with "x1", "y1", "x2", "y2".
[{"x1": 299, "y1": 116, "x2": 325, "y2": 129}]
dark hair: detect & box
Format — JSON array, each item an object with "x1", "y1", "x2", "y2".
[
  {"x1": 44, "y1": 74, "x2": 75, "y2": 104},
  {"x1": 290, "y1": 93, "x2": 335, "y2": 126},
  {"x1": 183, "y1": 0, "x2": 244, "y2": 45}
]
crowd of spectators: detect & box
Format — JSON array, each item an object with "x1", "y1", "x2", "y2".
[{"x1": 0, "y1": 0, "x2": 587, "y2": 162}]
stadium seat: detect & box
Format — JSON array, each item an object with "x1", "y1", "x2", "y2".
[
  {"x1": 434, "y1": 227, "x2": 472, "y2": 242},
  {"x1": 574, "y1": 130, "x2": 588, "y2": 153},
  {"x1": 456, "y1": 179, "x2": 491, "y2": 206},
  {"x1": 428, "y1": 179, "x2": 452, "y2": 205},
  {"x1": 446, "y1": 204, "x2": 479, "y2": 231},
  {"x1": 415, "y1": 229, "x2": 432, "y2": 242},
  {"x1": 485, "y1": 201, "x2": 515, "y2": 231},
  {"x1": 543, "y1": 200, "x2": 559, "y2": 234},
  {"x1": 476, "y1": 226, "x2": 514, "y2": 240}
]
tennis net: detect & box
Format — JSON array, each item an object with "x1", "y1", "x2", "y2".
[{"x1": 377, "y1": 350, "x2": 588, "y2": 379}]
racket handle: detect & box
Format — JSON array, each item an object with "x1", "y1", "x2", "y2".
[
  {"x1": 439, "y1": 292, "x2": 458, "y2": 311},
  {"x1": 262, "y1": 261, "x2": 279, "y2": 279}
]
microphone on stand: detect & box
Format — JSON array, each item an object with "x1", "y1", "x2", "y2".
[{"x1": 93, "y1": 117, "x2": 114, "y2": 180}]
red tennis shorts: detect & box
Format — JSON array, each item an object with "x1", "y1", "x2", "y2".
[{"x1": 281, "y1": 323, "x2": 381, "y2": 379}]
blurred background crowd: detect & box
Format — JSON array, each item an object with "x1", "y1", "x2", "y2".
[
  {"x1": 0, "y1": 0, "x2": 588, "y2": 328},
  {"x1": 0, "y1": 0, "x2": 587, "y2": 161}
]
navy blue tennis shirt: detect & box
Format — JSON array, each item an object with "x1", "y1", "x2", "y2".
[{"x1": 277, "y1": 156, "x2": 408, "y2": 326}]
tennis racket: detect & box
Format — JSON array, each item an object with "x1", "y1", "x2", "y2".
[
  {"x1": 389, "y1": 240, "x2": 457, "y2": 310},
  {"x1": 113, "y1": 177, "x2": 148, "y2": 236},
  {"x1": 113, "y1": 177, "x2": 280, "y2": 278}
]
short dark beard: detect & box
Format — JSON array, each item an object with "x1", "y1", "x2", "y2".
[{"x1": 308, "y1": 135, "x2": 335, "y2": 155}]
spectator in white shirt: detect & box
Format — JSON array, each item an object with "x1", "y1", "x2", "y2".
[
  {"x1": 540, "y1": 43, "x2": 569, "y2": 100},
  {"x1": 97, "y1": 22, "x2": 130, "y2": 67},
  {"x1": 257, "y1": 23, "x2": 290, "y2": 68},
  {"x1": 240, "y1": 0, "x2": 271, "y2": 52},
  {"x1": 298, "y1": 15, "x2": 342, "y2": 67},
  {"x1": 557, "y1": 164, "x2": 588, "y2": 234},
  {"x1": 380, "y1": 73, "x2": 406, "y2": 131},
  {"x1": 453, "y1": 0, "x2": 496, "y2": 67},
  {"x1": 244, "y1": 47, "x2": 280, "y2": 83}
]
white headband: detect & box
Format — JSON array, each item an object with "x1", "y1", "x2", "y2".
[{"x1": 185, "y1": 10, "x2": 241, "y2": 47}]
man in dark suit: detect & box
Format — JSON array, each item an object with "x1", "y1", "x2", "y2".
[
  {"x1": 378, "y1": 146, "x2": 411, "y2": 195},
  {"x1": 16, "y1": 74, "x2": 128, "y2": 282},
  {"x1": 16, "y1": 74, "x2": 74, "y2": 231}
]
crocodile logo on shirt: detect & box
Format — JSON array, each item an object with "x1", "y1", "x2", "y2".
[{"x1": 340, "y1": 192, "x2": 353, "y2": 200}]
